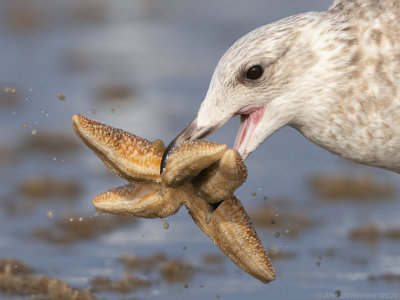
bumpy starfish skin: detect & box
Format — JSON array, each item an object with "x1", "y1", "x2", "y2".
[
  {"x1": 162, "y1": 140, "x2": 227, "y2": 188},
  {"x1": 151, "y1": 139, "x2": 166, "y2": 153},
  {"x1": 93, "y1": 183, "x2": 183, "y2": 218},
  {"x1": 193, "y1": 149, "x2": 248, "y2": 204},
  {"x1": 73, "y1": 114, "x2": 275, "y2": 283},
  {"x1": 180, "y1": 185, "x2": 274, "y2": 283},
  {"x1": 93, "y1": 183, "x2": 275, "y2": 283},
  {"x1": 72, "y1": 115, "x2": 163, "y2": 183}
]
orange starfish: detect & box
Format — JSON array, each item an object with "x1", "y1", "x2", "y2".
[{"x1": 72, "y1": 114, "x2": 275, "y2": 283}]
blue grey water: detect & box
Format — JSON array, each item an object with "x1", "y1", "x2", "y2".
[{"x1": 0, "y1": 0, "x2": 400, "y2": 299}]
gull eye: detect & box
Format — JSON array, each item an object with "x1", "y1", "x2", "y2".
[{"x1": 245, "y1": 65, "x2": 263, "y2": 80}]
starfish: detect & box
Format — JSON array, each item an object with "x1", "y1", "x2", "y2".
[{"x1": 72, "y1": 114, "x2": 275, "y2": 283}]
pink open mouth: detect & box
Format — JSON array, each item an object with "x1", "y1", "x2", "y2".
[{"x1": 233, "y1": 105, "x2": 265, "y2": 160}]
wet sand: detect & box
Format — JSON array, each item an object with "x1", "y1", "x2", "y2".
[{"x1": 1, "y1": 0, "x2": 400, "y2": 299}]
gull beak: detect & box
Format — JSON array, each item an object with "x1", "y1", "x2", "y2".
[{"x1": 160, "y1": 117, "x2": 218, "y2": 174}]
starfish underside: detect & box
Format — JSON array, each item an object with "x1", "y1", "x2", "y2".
[{"x1": 72, "y1": 114, "x2": 275, "y2": 283}]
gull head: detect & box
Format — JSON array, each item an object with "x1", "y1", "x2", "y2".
[{"x1": 161, "y1": 12, "x2": 338, "y2": 171}]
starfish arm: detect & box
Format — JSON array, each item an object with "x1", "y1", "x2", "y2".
[
  {"x1": 72, "y1": 114, "x2": 163, "y2": 183},
  {"x1": 162, "y1": 140, "x2": 227, "y2": 187},
  {"x1": 181, "y1": 186, "x2": 275, "y2": 283},
  {"x1": 193, "y1": 149, "x2": 247, "y2": 204},
  {"x1": 93, "y1": 183, "x2": 183, "y2": 218}
]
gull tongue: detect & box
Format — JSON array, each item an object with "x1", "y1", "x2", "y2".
[
  {"x1": 233, "y1": 107, "x2": 265, "y2": 159},
  {"x1": 233, "y1": 115, "x2": 249, "y2": 157}
]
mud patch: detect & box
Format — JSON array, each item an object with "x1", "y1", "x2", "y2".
[
  {"x1": 118, "y1": 252, "x2": 167, "y2": 273},
  {"x1": 200, "y1": 253, "x2": 226, "y2": 274},
  {"x1": 32, "y1": 214, "x2": 137, "y2": 244},
  {"x1": 310, "y1": 174, "x2": 395, "y2": 200},
  {"x1": 368, "y1": 273, "x2": 400, "y2": 282},
  {"x1": 0, "y1": 147, "x2": 16, "y2": 164},
  {"x1": 18, "y1": 175, "x2": 83, "y2": 199},
  {"x1": 201, "y1": 253, "x2": 225, "y2": 265},
  {"x1": 0, "y1": 259, "x2": 96, "y2": 300},
  {"x1": 3, "y1": 176, "x2": 84, "y2": 215},
  {"x1": 90, "y1": 274, "x2": 151, "y2": 293},
  {"x1": 0, "y1": 85, "x2": 21, "y2": 108},
  {"x1": 249, "y1": 202, "x2": 316, "y2": 239},
  {"x1": 70, "y1": 0, "x2": 107, "y2": 24},
  {"x1": 4, "y1": 2, "x2": 43, "y2": 31},
  {"x1": 24, "y1": 132, "x2": 80, "y2": 153},
  {"x1": 350, "y1": 224, "x2": 400, "y2": 244},
  {"x1": 350, "y1": 256, "x2": 369, "y2": 265},
  {"x1": 160, "y1": 259, "x2": 195, "y2": 283},
  {"x1": 0, "y1": 259, "x2": 33, "y2": 276},
  {"x1": 119, "y1": 253, "x2": 199, "y2": 284},
  {"x1": 309, "y1": 248, "x2": 337, "y2": 259},
  {"x1": 96, "y1": 82, "x2": 134, "y2": 103},
  {"x1": 267, "y1": 247, "x2": 297, "y2": 261}
]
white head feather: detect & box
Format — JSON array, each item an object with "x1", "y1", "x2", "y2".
[{"x1": 197, "y1": 12, "x2": 337, "y2": 159}]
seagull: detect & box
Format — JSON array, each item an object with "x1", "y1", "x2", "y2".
[{"x1": 161, "y1": 0, "x2": 400, "y2": 173}]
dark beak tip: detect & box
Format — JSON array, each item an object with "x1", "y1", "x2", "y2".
[
  {"x1": 160, "y1": 151, "x2": 168, "y2": 174},
  {"x1": 160, "y1": 117, "x2": 203, "y2": 175},
  {"x1": 160, "y1": 139, "x2": 176, "y2": 174}
]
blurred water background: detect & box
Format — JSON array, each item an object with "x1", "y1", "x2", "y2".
[{"x1": 1, "y1": 0, "x2": 400, "y2": 299}]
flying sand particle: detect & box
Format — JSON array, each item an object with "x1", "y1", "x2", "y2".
[
  {"x1": 163, "y1": 220, "x2": 170, "y2": 230},
  {"x1": 3, "y1": 87, "x2": 16, "y2": 95},
  {"x1": 56, "y1": 93, "x2": 66, "y2": 101},
  {"x1": 46, "y1": 210, "x2": 54, "y2": 219},
  {"x1": 335, "y1": 290, "x2": 341, "y2": 297}
]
